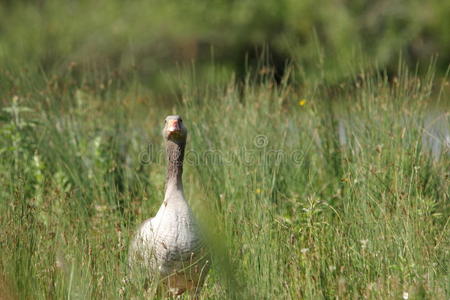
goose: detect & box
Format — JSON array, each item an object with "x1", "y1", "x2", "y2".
[{"x1": 129, "y1": 115, "x2": 209, "y2": 298}]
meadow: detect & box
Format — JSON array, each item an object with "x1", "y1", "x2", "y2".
[
  {"x1": 0, "y1": 61, "x2": 448, "y2": 299},
  {"x1": 0, "y1": 1, "x2": 449, "y2": 299}
]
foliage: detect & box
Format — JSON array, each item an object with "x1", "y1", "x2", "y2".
[
  {"x1": 0, "y1": 1, "x2": 449, "y2": 298},
  {"x1": 0, "y1": 63, "x2": 448, "y2": 299},
  {"x1": 0, "y1": 0, "x2": 449, "y2": 92}
]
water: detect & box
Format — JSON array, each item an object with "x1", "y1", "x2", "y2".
[{"x1": 337, "y1": 112, "x2": 449, "y2": 160}]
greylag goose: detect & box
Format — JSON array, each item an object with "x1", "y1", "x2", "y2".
[{"x1": 129, "y1": 115, "x2": 209, "y2": 297}]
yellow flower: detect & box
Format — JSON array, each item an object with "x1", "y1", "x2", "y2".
[
  {"x1": 298, "y1": 99, "x2": 306, "y2": 106},
  {"x1": 255, "y1": 188, "x2": 261, "y2": 194}
]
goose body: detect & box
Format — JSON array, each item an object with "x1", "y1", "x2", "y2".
[{"x1": 129, "y1": 116, "x2": 209, "y2": 297}]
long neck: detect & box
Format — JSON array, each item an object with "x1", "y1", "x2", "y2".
[{"x1": 165, "y1": 140, "x2": 185, "y2": 192}]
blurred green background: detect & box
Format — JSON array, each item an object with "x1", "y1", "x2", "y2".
[{"x1": 1, "y1": 0, "x2": 449, "y2": 91}]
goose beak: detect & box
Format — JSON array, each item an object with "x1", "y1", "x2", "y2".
[{"x1": 167, "y1": 119, "x2": 181, "y2": 134}]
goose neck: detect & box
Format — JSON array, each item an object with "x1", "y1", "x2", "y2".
[{"x1": 165, "y1": 140, "x2": 185, "y2": 191}]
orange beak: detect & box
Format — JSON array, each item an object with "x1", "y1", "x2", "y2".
[{"x1": 167, "y1": 119, "x2": 181, "y2": 133}]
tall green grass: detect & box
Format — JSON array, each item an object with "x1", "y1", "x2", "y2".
[{"x1": 0, "y1": 63, "x2": 448, "y2": 299}]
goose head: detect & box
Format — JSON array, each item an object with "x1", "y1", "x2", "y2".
[{"x1": 163, "y1": 115, "x2": 187, "y2": 143}]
